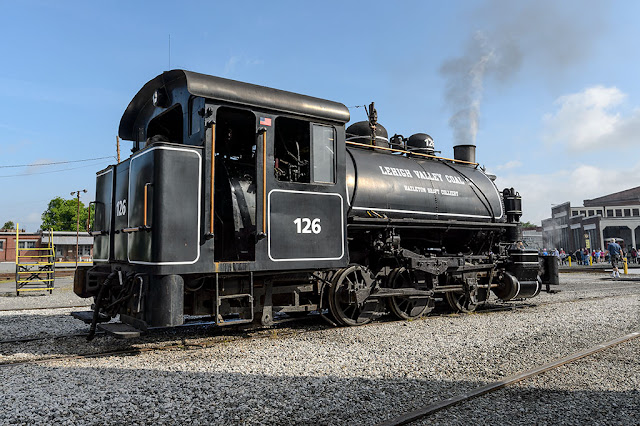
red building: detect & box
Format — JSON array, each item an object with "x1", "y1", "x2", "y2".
[
  {"x1": 0, "y1": 230, "x2": 93, "y2": 263},
  {"x1": 0, "y1": 230, "x2": 41, "y2": 263}
]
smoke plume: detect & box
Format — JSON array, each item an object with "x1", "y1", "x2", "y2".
[{"x1": 440, "y1": 0, "x2": 606, "y2": 146}]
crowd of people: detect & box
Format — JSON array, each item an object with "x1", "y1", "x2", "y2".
[
  {"x1": 540, "y1": 240, "x2": 637, "y2": 278},
  {"x1": 541, "y1": 246, "x2": 638, "y2": 264}
]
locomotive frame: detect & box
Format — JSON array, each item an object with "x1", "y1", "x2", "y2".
[{"x1": 73, "y1": 70, "x2": 557, "y2": 338}]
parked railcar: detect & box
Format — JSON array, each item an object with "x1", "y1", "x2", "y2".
[{"x1": 73, "y1": 70, "x2": 557, "y2": 337}]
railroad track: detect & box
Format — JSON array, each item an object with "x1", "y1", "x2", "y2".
[
  {"x1": 0, "y1": 305, "x2": 90, "y2": 313},
  {"x1": 379, "y1": 330, "x2": 640, "y2": 425},
  {"x1": 1, "y1": 289, "x2": 638, "y2": 367}
]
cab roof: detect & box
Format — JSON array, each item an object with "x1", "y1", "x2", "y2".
[{"x1": 118, "y1": 69, "x2": 350, "y2": 140}]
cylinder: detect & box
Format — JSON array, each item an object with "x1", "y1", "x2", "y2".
[{"x1": 453, "y1": 145, "x2": 476, "y2": 163}]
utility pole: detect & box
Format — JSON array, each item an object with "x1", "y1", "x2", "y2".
[{"x1": 71, "y1": 189, "x2": 87, "y2": 269}]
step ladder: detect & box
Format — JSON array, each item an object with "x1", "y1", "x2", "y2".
[{"x1": 15, "y1": 225, "x2": 55, "y2": 296}]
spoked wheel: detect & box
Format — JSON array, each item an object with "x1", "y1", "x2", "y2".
[
  {"x1": 445, "y1": 278, "x2": 488, "y2": 313},
  {"x1": 387, "y1": 267, "x2": 433, "y2": 320},
  {"x1": 445, "y1": 291, "x2": 478, "y2": 313},
  {"x1": 328, "y1": 265, "x2": 379, "y2": 326}
]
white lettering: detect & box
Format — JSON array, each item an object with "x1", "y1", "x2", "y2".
[
  {"x1": 116, "y1": 199, "x2": 127, "y2": 217},
  {"x1": 413, "y1": 170, "x2": 443, "y2": 182},
  {"x1": 404, "y1": 185, "x2": 426, "y2": 193},
  {"x1": 445, "y1": 175, "x2": 465, "y2": 185},
  {"x1": 294, "y1": 218, "x2": 321, "y2": 234},
  {"x1": 379, "y1": 166, "x2": 413, "y2": 178}
]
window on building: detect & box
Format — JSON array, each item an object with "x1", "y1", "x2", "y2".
[
  {"x1": 588, "y1": 210, "x2": 594, "y2": 216},
  {"x1": 18, "y1": 241, "x2": 36, "y2": 249},
  {"x1": 580, "y1": 210, "x2": 586, "y2": 216},
  {"x1": 624, "y1": 209, "x2": 631, "y2": 217},
  {"x1": 607, "y1": 209, "x2": 614, "y2": 217},
  {"x1": 572, "y1": 211, "x2": 579, "y2": 216},
  {"x1": 633, "y1": 208, "x2": 639, "y2": 217},
  {"x1": 81, "y1": 245, "x2": 91, "y2": 256},
  {"x1": 596, "y1": 210, "x2": 603, "y2": 216},
  {"x1": 615, "y1": 209, "x2": 622, "y2": 217},
  {"x1": 0, "y1": 240, "x2": 4, "y2": 251}
]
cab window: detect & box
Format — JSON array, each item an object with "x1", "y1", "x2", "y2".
[
  {"x1": 311, "y1": 124, "x2": 335, "y2": 183},
  {"x1": 274, "y1": 118, "x2": 335, "y2": 184}
]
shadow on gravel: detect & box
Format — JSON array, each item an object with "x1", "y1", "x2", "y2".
[
  {"x1": 0, "y1": 364, "x2": 637, "y2": 425},
  {"x1": 0, "y1": 314, "x2": 334, "y2": 357},
  {"x1": 0, "y1": 302, "x2": 543, "y2": 357}
]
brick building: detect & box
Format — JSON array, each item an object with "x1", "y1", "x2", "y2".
[
  {"x1": 0, "y1": 230, "x2": 93, "y2": 263},
  {"x1": 0, "y1": 230, "x2": 41, "y2": 262},
  {"x1": 541, "y1": 186, "x2": 640, "y2": 253}
]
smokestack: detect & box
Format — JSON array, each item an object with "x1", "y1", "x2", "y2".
[{"x1": 453, "y1": 144, "x2": 476, "y2": 163}]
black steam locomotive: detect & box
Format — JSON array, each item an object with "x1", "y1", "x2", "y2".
[{"x1": 73, "y1": 70, "x2": 557, "y2": 337}]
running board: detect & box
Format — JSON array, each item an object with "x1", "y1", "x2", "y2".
[
  {"x1": 98, "y1": 323, "x2": 142, "y2": 339},
  {"x1": 71, "y1": 311, "x2": 110, "y2": 324}
]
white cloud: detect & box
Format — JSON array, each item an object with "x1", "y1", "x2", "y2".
[
  {"x1": 223, "y1": 55, "x2": 264, "y2": 76},
  {"x1": 543, "y1": 86, "x2": 640, "y2": 150},
  {"x1": 223, "y1": 56, "x2": 241, "y2": 75},
  {"x1": 494, "y1": 160, "x2": 522, "y2": 170},
  {"x1": 495, "y1": 161, "x2": 640, "y2": 224}
]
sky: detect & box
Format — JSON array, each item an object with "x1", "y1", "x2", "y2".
[{"x1": 1, "y1": 0, "x2": 639, "y2": 231}]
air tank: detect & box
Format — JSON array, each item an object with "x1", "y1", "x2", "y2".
[{"x1": 346, "y1": 146, "x2": 503, "y2": 222}]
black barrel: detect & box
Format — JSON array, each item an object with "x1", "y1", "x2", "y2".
[{"x1": 540, "y1": 255, "x2": 560, "y2": 285}]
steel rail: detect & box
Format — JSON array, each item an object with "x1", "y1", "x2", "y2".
[
  {"x1": 379, "y1": 330, "x2": 640, "y2": 426},
  {"x1": 0, "y1": 305, "x2": 90, "y2": 313}
]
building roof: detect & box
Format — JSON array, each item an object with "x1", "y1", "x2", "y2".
[
  {"x1": 583, "y1": 186, "x2": 640, "y2": 207},
  {"x1": 0, "y1": 231, "x2": 38, "y2": 237},
  {"x1": 41, "y1": 232, "x2": 93, "y2": 245}
]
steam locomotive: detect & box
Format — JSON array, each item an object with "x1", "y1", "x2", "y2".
[{"x1": 73, "y1": 70, "x2": 557, "y2": 338}]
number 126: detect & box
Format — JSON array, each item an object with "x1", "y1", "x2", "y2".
[{"x1": 294, "y1": 218, "x2": 321, "y2": 234}]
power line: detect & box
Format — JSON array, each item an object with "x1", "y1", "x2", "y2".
[
  {"x1": 0, "y1": 156, "x2": 115, "y2": 169},
  {"x1": 0, "y1": 162, "x2": 108, "y2": 178}
]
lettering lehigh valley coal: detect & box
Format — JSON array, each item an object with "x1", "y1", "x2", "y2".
[{"x1": 378, "y1": 165, "x2": 465, "y2": 185}]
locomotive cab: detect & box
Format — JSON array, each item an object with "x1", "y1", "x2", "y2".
[{"x1": 76, "y1": 70, "x2": 353, "y2": 334}]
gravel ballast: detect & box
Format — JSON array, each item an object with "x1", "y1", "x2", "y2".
[{"x1": 0, "y1": 272, "x2": 638, "y2": 425}]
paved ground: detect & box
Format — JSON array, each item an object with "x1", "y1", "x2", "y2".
[{"x1": 0, "y1": 276, "x2": 92, "y2": 309}]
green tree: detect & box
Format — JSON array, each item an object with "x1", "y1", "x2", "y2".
[
  {"x1": 41, "y1": 197, "x2": 94, "y2": 231},
  {"x1": 2, "y1": 221, "x2": 15, "y2": 230},
  {"x1": 521, "y1": 221, "x2": 538, "y2": 229}
]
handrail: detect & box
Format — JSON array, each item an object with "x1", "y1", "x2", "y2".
[
  {"x1": 121, "y1": 226, "x2": 151, "y2": 234},
  {"x1": 261, "y1": 128, "x2": 267, "y2": 234},
  {"x1": 210, "y1": 124, "x2": 216, "y2": 236},
  {"x1": 87, "y1": 201, "x2": 106, "y2": 233},
  {"x1": 144, "y1": 183, "x2": 152, "y2": 226},
  {"x1": 345, "y1": 141, "x2": 479, "y2": 166}
]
